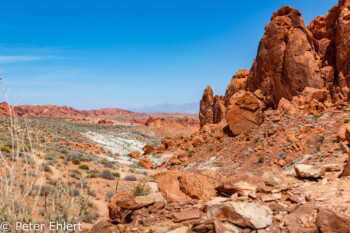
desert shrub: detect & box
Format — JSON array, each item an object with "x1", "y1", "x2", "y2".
[
  {"x1": 86, "y1": 172, "x2": 97, "y2": 178},
  {"x1": 87, "y1": 188, "x2": 96, "y2": 197},
  {"x1": 40, "y1": 162, "x2": 52, "y2": 172},
  {"x1": 72, "y1": 158, "x2": 80, "y2": 165},
  {"x1": 101, "y1": 159, "x2": 115, "y2": 168},
  {"x1": 345, "y1": 119, "x2": 350, "y2": 123},
  {"x1": 1, "y1": 146, "x2": 11, "y2": 153},
  {"x1": 59, "y1": 148, "x2": 69, "y2": 154},
  {"x1": 125, "y1": 175, "x2": 137, "y2": 181},
  {"x1": 82, "y1": 211, "x2": 100, "y2": 223},
  {"x1": 112, "y1": 172, "x2": 120, "y2": 177},
  {"x1": 258, "y1": 155, "x2": 265, "y2": 163},
  {"x1": 70, "y1": 170, "x2": 82, "y2": 180},
  {"x1": 72, "y1": 169, "x2": 82, "y2": 175},
  {"x1": 133, "y1": 182, "x2": 151, "y2": 197},
  {"x1": 316, "y1": 145, "x2": 321, "y2": 152},
  {"x1": 46, "y1": 180, "x2": 57, "y2": 186},
  {"x1": 99, "y1": 169, "x2": 115, "y2": 180},
  {"x1": 69, "y1": 188, "x2": 81, "y2": 197},
  {"x1": 79, "y1": 164, "x2": 89, "y2": 170},
  {"x1": 45, "y1": 154, "x2": 55, "y2": 161},
  {"x1": 32, "y1": 185, "x2": 53, "y2": 197},
  {"x1": 105, "y1": 190, "x2": 115, "y2": 201}
]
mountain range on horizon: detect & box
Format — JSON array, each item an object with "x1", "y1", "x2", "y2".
[{"x1": 0, "y1": 102, "x2": 199, "y2": 118}]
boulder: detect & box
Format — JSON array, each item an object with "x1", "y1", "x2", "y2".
[
  {"x1": 336, "y1": 123, "x2": 350, "y2": 141},
  {"x1": 138, "y1": 157, "x2": 153, "y2": 169},
  {"x1": 316, "y1": 207, "x2": 350, "y2": 233},
  {"x1": 278, "y1": 98, "x2": 300, "y2": 115},
  {"x1": 216, "y1": 173, "x2": 265, "y2": 196},
  {"x1": 172, "y1": 209, "x2": 202, "y2": 223},
  {"x1": 199, "y1": 85, "x2": 214, "y2": 128},
  {"x1": 262, "y1": 168, "x2": 285, "y2": 186},
  {"x1": 285, "y1": 203, "x2": 317, "y2": 233},
  {"x1": 179, "y1": 170, "x2": 223, "y2": 200},
  {"x1": 143, "y1": 144, "x2": 155, "y2": 154},
  {"x1": 87, "y1": 219, "x2": 119, "y2": 233},
  {"x1": 226, "y1": 91, "x2": 264, "y2": 136},
  {"x1": 153, "y1": 171, "x2": 191, "y2": 202},
  {"x1": 148, "y1": 201, "x2": 165, "y2": 213},
  {"x1": 134, "y1": 192, "x2": 164, "y2": 205},
  {"x1": 202, "y1": 119, "x2": 230, "y2": 138},
  {"x1": 247, "y1": 6, "x2": 323, "y2": 108},
  {"x1": 128, "y1": 151, "x2": 141, "y2": 159},
  {"x1": 168, "y1": 227, "x2": 190, "y2": 233},
  {"x1": 108, "y1": 190, "x2": 154, "y2": 221},
  {"x1": 162, "y1": 136, "x2": 176, "y2": 149},
  {"x1": 294, "y1": 164, "x2": 325, "y2": 179},
  {"x1": 206, "y1": 202, "x2": 272, "y2": 229},
  {"x1": 224, "y1": 69, "x2": 249, "y2": 107},
  {"x1": 214, "y1": 220, "x2": 240, "y2": 233}
]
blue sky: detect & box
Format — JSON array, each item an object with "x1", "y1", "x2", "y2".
[{"x1": 0, "y1": 0, "x2": 337, "y2": 110}]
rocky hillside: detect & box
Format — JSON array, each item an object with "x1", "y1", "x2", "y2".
[
  {"x1": 199, "y1": 1, "x2": 350, "y2": 134},
  {"x1": 80, "y1": 1, "x2": 350, "y2": 233}
]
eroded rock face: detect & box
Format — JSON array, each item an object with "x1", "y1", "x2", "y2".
[
  {"x1": 224, "y1": 69, "x2": 249, "y2": 107},
  {"x1": 0, "y1": 102, "x2": 18, "y2": 117},
  {"x1": 213, "y1": 95, "x2": 226, "y2": 124},
  {"x1": 308, "y1": 0, "x2": 350, "y2": 103},
  {"x1": 247, "y1": 6, "x2": 323, "y2": 108},
  {"x1": 199, "y1": 85, "x2": 214, "y2": 128},
  {"x1": 226, "y1": 91, "x2": 264, "y2": 136}
]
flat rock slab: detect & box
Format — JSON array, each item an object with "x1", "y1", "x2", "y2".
[{"x1": 172, "y1": 209, "x2": 202, "y2": 223}]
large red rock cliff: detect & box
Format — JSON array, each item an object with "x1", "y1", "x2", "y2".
[{"x1": 200, "y1": 0, "x2": 350, "y2": 135}]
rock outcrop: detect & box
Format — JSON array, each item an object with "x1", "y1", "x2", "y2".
[
  {"x1": 226, "y1": 91, "x2": 264, "y2": 136},
  {"x1": 199, "y1": 86, "x2": 214, "y2": 128},
  {"x1": 247, "y1": 6, "x2": 323, "y2": 108},
  {"x1": 199, "y1": 0, "x2": 350, "y2": 135},
  {"x1": 224, "y1": 69, "x2": 249, "y2": 107}
]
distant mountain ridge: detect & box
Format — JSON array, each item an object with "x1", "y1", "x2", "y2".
[
  {"x1": 0, "y1": 103, "x2": 142, "y2": 118},
  {"x1": 130, "y1": 103, "x2": 199, "y2": 114}
]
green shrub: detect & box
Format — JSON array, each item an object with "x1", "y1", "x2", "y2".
[
  {"x1": 99, "y1": 169, "x2": 115, "y2": 180},
  {"x1": 258, "y1": 155, "x2": 265, "y2": 163},
  {"x1": 82, "y1": 211, "x2": 100, "y2": 223},
  {"x1": 72, "y1": 158, "x2": 80, "y2": 165},
  {"x1": 1, "y1": 146, "x2": 11, "y2": 153},
  {"x1": 72, "y1": 169, "x2": 82, "y2": 175},
  {"x1": 79, "y1": 164, "x2": 89, "y2": 170},
  {"x1": 133, "y1": 182, "x2": 151, "y2": 197},
  {"x1": 86, "y1": 172, "x2": 97, "y2": 178},
  {"x1": 345, "y1": 119, "x2": 350, "y2": 123},
  {"x1": 112, "y1": 172, "x2": 120, "y2": 177},
  {"x1": 87, "y1": 188, "x2": 96, "y2": 197}
]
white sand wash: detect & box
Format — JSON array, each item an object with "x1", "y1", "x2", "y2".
[{"x1": 84, "y1": 131, "x2": 146, "y2": 155}]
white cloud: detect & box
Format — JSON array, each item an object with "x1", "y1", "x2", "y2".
[{"x1": 0, "y1": 55, "x2": 52, "y2": 63}]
